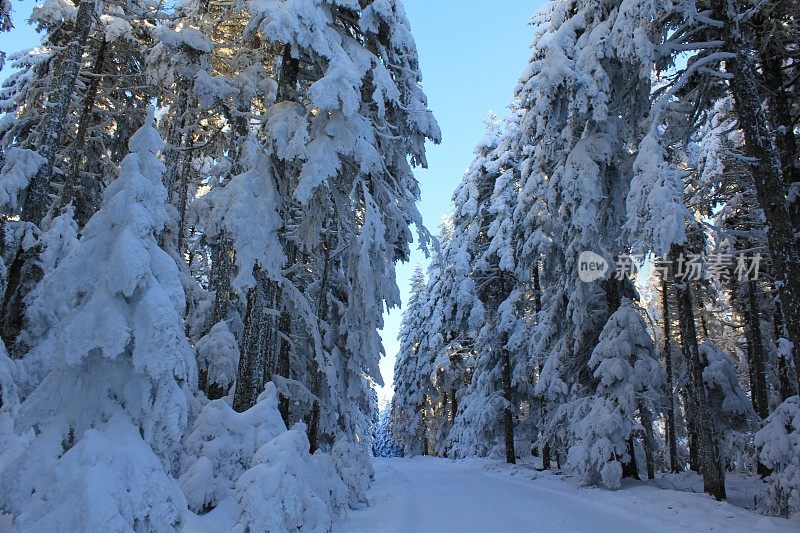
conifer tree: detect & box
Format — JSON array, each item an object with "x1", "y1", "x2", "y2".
[{"x1": 0, "y1": 110, "x2": 194, "y2": 530}]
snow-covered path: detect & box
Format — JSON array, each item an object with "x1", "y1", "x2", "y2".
[{"x1": 338, "y1": 457, "x2": 798, "y2": 533}]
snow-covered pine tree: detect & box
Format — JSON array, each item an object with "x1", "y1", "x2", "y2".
[
  {"x1": 622, "y1": 0, "x2": 738, "y2": 499},
  {"x1": 0, "y1": 0, "x2": 442, "y2": 527},
  {"x1": 218, "y1": 0, "x2": 440, "y2": 452},
  {"x1": 419, "y1": 214, "x2": 478, "y2": 457},
  {"x1": 391, "y1": 265, "x2": 432, "y2": 456},
  {"x1": 374, "y1": 406, "x2": 403, "y2": 458},
  {"x1": 569, "y1": 299, "x2": 666, "y2": 487},
  {"x1": 0, "y1": 109, "x2": 195, "y2": 530},
  {"x1": 706, "y1": 0, "x2": 800, "y2": 388},
  {"x1": 448, "y1": 111, "x2": 525, "y2": 463},
  {"x1": 513, "y1": 0, "x2": 664, "y2": 476}
]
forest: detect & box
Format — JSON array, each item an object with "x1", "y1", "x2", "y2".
[
  {"x1": 389, "y1": 0, "x2": 800, "y2": 520},
  {"x1": 0, "y1": 0, "x2": 797, "y2": 530}
]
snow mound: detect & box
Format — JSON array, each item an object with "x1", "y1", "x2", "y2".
[
  {"x1": 182, "y1": 382, "x2": 287, "y2": 510},
  {"x1": 235, "y1": 426, "x2": 348, "y2": 532},
  {"x1": 332, "y1": 437, "x2": 375, "y2": 510},
  {"x1": 3, "y1": 414, "x2": 186, "y2": 532}
]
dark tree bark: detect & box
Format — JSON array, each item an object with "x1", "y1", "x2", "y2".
[
  {"x1": 773, "y1": 302, "x2": 798, "y2": 401},
  {"x1": 672, "y1": 245, "x2": 726, "y2": 500},
  {"x1": 622, "y1": 438, "x2": 639, "y2": 480},
  {"x1": 58, "y1": 37, "x2": 107, "y2": 225},
  {"x1": 640, "y1": 407, "x2": 656, "y2": 479},
  {"x1": 232, "y1": 43, "x2": 300, "y2": 413},
  {"x1": 661, "y1": 276, "x2": 680, "y2": 472},
  {"x1": 233, "y1": 268, "x2": 278, "y2": 412},
  {"x1": 307, "y1": 400, "x2": 320, "y2": 454},
  {"x1": 744, "y1": 280, "x2": 769, "y2": 419},
  {"x1": 420, "y1": 393, "x2": 429, "y2": 456},
  {"x1": 759, "y1": 43, "x2": 800, "y2": 229},
  {"x1": 501, "y1": 331, "x2": 516, "y2": 464},
  {"x1": 277, "y1": 309, "x2": 292, "y2": 427},
  {"x1": 542, "y1": 441, "x2": 551, "y2": 470},
  {"x1": 24, "y1": 0, "x2": 96, "y2": 224}
]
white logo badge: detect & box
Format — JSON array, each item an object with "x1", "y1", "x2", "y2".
[{"x1": 578, "y1": 251, "x2": 608, "y2": 282}]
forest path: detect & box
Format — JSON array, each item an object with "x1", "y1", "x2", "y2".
[
  {"x1": 337, "y1": 457, "x2": 796, "y2": 533},
  {"x1": 337, "y1": 457, "x2": 659, "y2": 532}
]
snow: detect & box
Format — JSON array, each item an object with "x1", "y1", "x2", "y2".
[
  {"x1": 195, "y1": 321, "x2": 240, "y2": 393},
  {"x1": 0, "y1": 147, "x2": 45, "y2": 210},
  {"x1": 340, "y1": 457, "x2": 800, "y2": 533},
  {"x1": 206, "y1": 153, "x2": 285, "y2": 289},
  {"x1": 234, "y1": 427, "x2": 348, "y2": 532},
  {"x1": 156, "y1": 27, "x2": 214, "y2": 54},
  {"x1": 182, "y1": 383, "x2": 287, "y2": 508},
  {"x1": 331, "y1": 438, "x2": 374, "y2": 510},
  {"x1": 29, "y1": 0, "x2": 77, "y2": 26},
  {"x1": 756, "y1": 397, "x2": 800, "y2": 516},
  {"x1": 4, "y1": 414, "x2": 187, "y2": 532},
  {"x1": 180, "y1": 382, "x2": 373, "y2": 531}
]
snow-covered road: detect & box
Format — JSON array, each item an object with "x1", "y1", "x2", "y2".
[{"x1": 338, "y1": 457, "x2": 798, "y2": 533}]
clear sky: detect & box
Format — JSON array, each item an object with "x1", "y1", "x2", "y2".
[{"x1": 0, "y1": 0, "x2": 543, "y2": 407}]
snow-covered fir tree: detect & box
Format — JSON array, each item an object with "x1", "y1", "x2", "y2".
[
  {"x1": 756, "y1": 396, "x2": 800, "y2": 517},
  {"x1": 447, "y1": 110, "x2": 526, "y2": 462},
  {"x1": 0, "y1": 110, "x2": 194, "y2": 530},
  {"x1": 374, "y1": 406, "x2": 403, "y2": 458},
  {"x1": 391, "y1": 265, "x2": 432, "y2": 456},
  {"x1": 389, "y1": 0, "x2": 799, "y2": 510},
  {"x1": 568, "y1": 300, "x2": 666, "y2": 488}
]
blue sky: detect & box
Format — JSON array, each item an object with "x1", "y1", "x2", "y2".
[{"x1": 0, "y1": 0, "x2": 543, "y2": 406}]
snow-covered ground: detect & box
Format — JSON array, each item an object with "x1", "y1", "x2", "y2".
[{"x1": 338, "y1": 457, "x2": 799, "y2": 533}]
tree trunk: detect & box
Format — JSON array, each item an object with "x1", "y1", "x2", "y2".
[
  {"x1": 233, "y1": 284, "x2": 258, "y2": 413},
  {"x1": 420, "y1": 394, "x2": 429, "y2": 456},
  {"x1": 744, "y1": 280, "x2": 769, "y2": 419},
  {"x1": 759, "y1": 43, "x2": 800, "y2": 229},
  {"x1": 501, "y1": 331, "x2": 516, "y2": 464},
  {"x1": 661, "y1": 275, "x2": 680, "y2": 472},
  {"x1": 622, "y1": 437, "x2": 639, "y2": 480},
  {"x1": 24, "y1": 0, "x2": 96, "y2": 224},
  {"x1": 0, "y1": 246, "x2": 37, "y2": 348},
  {"x1": 58, "y1": 37, "x2": 107, "y2": 225},
  {"x1": 640, "y1": 407, "x2": 656, "y2": 479},
  {"x1": 233, "y1": 268, "x2": 278, "y2": 412},
  {"x1": 773, "y1": 300, "x2": 798, "y2": 401},
  {"x1": 672, "y1": 245, "x2": 726, "y2": 500},
  {"x1": 307, "y1": 400, "x2": 320, "y2": 454},
  {"x1": 542, "y1": 441, "x2": 551, "y2": 470}
]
